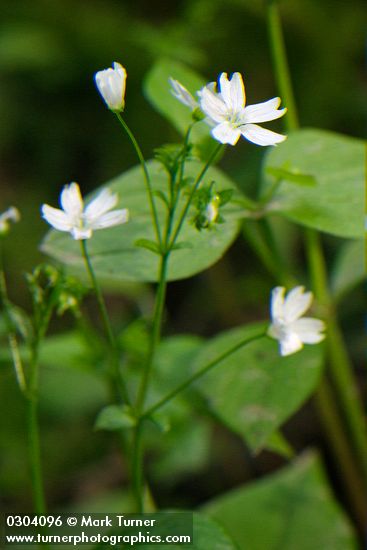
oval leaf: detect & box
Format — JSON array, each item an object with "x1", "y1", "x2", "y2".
[
  {"x1": 262, "y1": 128, "x2": 364, "y2": 238},
  {"x1": 204, "y1": 452, "x2": 357, "y2": 550},
  {"x1": 41, "y1": 160, "x2": 241, "y2": 283},
  {"x1": 137, "y1": 512, "x2": 237, "y2": 550},
  {"x1": 192, "y1": 322, "x2": 324, "y2": 451}
]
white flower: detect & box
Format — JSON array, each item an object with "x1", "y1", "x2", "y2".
[
  {"x1": 268, "y1": 286, "x2": 326, "y2": 356},
  {"x1": 0, "y1": 206, "x2": 20, "y2": 234},
  {"x1": 42, "y1": 182, "x2": 129, "y2": 240},
  {"x1": 169, "y1": 78, "x2": 198, "y2": 111},
  {"x1": 95, "y1": 62, "x2": 127, "y2": 111},
  {"x1": 198, "y1": 72, "x2": 287, "y2": 146}
]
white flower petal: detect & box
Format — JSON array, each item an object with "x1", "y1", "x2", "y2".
[
  {"x1": 0, "y1": 206, "x2": 20, "y2": 224},
  {"x1": 240, "y1": 123, "x2": 287, "y2": 146},
  {"x1": 270, "y1": 286, "x2": 286, "y2": 321},
  {"x1": 169, "y1": 78, "x2": 198, "y2": 110},
  {"x1": 85, "y1": 188, "x2": 118, "y2": 220},
  {"x1": 212, "y1": 121, "x2": 241, "y2": 145},
  {"x1": 60, "y1": 183, "x2": 83, "y2": 217},
  {"x1": 291, "y1": 317, "x2": 326, "y2": 344},
  {"x1": 199, "y1": 86, "x2": 228, "y2": 124},
  {"x1": 243, "y1": 97, "x2": 286, "y2": 124},
  {"x1": 219, "y1": 72, "x2": 245, "y2": 112},
  {"x1": 91, "y1": 209, "x2": 129, "y2": 229},
  {"x1": 41, "y1": 205, "x2": 72, "y2": 232},
  {"x1": 279, "y1": 331, "x2": 304, "y2": 356},
  {"x1": 283, "y1": 286, "x2": 313, "y2": 323},
  {"x1": 268, "y1": 285, "x2": 325, "y2": 357}
]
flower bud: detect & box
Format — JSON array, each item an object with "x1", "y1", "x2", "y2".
[
  {"x1": 0, "y1": 207, "x2": 20, "y2": 235},
  {"x1": 95, "y1": 62, "x2": 127, "y2": 112}
]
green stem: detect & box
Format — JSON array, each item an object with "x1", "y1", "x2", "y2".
[
  {"x1": 27, "y1": 340, "x2": 47, "y2": 515},
  {"x1": 115, "y1": 113, "x2": 162, "y2": 247},
  {"x1": 166, "y1": 125, "x2": 194, "y2": 245},
  {"x1": 136, "y1": 254, "x2": 169, "y2": 414},
  {"x1": 315, "y1": 380, "x2": 367, "y2": 530},
  {"x1": 266, "y1": 0, "x2": 367, "y2": 513},
  {"x1": 130, "y1": 252, "x2": 168, "y2": 512},
  {"x1": 169, "y1": 143, "x2": 223, "y2": 249},
  {"x1": 266, "y1": 0, "x2": 299, "y2": 131},
  {"x1": 80, "y1": 240, "x2": 130, "y2": 405},
  {"x1": 305, "y1": 229, "x2": 367, "y2": 484},
  {"x1": 131, "y1": 134, "x2": 222, "y2": 512},
  {"x1": 131, "y1": 422, "x2": 144, "y2": 513},
  {"x1": 143, "y1": 330, "x2": 266, "y2": 419}
]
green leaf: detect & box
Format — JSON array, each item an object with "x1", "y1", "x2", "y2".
[
  {"x1": 171, "y1": 241, "x2": 193, "y2": 250},
  {"x1": 265, "y1": 431, "x2": 294, "y2": 459},
  {"x1": 331, "y1": 239, "x2": 364, "y2": 300},
  {"x1": 137, "y1": 512, "x2": 238, "y2": 550},
  {"x1": 144, "y1": 58, "x2": 215, "y2": 158},
  {"x1": 262, "y1": 129, "x2": 364, "y2": 238},
  {"x1": 38, "y1": 332, "x2": 108, "y2": 419},
  {"x1": 266, "y1": 165, "x2": 316, "y2": 186},
  {"x1": 203, "y1": 452, "x2": 358, "y2": 549},
  {"x1": 41, "y1": 159, "x2": 241, "y2": 283},
  {"x1": 134, "y1": 238, "x2": 162, "y2": 255},
  {"x1": 95, "y1": 404, "x2": 136, "y2": 431},
  {"x1": 192, "y1": 322, "x2": 324, "y2": 451}
]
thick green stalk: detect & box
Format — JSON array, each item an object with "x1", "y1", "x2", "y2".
[
  {"x1": 305, "y1": 229, "x2": 367, "y2": 483},
  {"x1": 315, "y1": 380, "x2": 367, "y2": 530},
  {"x1": 266, "y1": 0, "x2": 367, "y2": 515},
  {"x1": 115, "y1": 113, "x2": 162, "y2": 247},
  {"x1": 266, "y1": 0, "x2": 299, "y2": 131},
  {"x1": 80, "y1": 240, "x2": 130, "y2": 405},
  {"x1": 143, "y1": 330, "x2": 266, "y2": 420},
  {"x1": 27, "y1": 340, "x2": 47, "y2": 515}
]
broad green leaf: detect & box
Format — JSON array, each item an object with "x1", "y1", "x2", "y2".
[
  {"x1": 331, "y1": 239, "x2": 364, "y2": 300},
  {"x1": 262, "y1": 129, "x2": 364, "y2": 238},
  {"x1": 192, "y1": 322, "x2": 324, "y2": 451},
  {"x1": 41, "y1": 159, "x2": 241, "y2": 283},
  {"x1": 144, "y1": 58, "x2": 214, "y2": 157},
  {"x1": 265, "y1": 431, "x2": 294, "y2": 459},
  {"x1": 95, "y1": 404, "x2": 136, "y2": 431},
  {"x1": 136, "y1": 512, "x2": 237, "y2": 550},
  {"x1": 204, "y1": 452, "x2": 357, "y2": 550},
  {"x1": 38, "y1": 332, "x2": 108, "y2": 419},
  {"x1": 266, "y1": 166, "x2": 316, "y2": 187}
]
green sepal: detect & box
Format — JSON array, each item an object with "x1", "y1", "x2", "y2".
[
  {"x1": 134, "y1": 238, "x2": 162, "y2": 256},
  {"x1": 95, "y1": 404, "x2": 137, "y2": 431}
]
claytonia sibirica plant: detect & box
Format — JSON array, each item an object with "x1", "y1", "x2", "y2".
[
  {"x1": 0, "y1": 206, "x2": 20, "y2": 235},
  {"x1": 171, "y1": 71, "x2": 287, "y2": 146},
  {"x1": 95, "y1": 62, "x2": 127, "y2": 112},
  {"x1": 42, "y1": 182, "x2": 129, "y2": 240},
  {"x1": 3, "y1": 16, "x2": 365, "y2": 543},
  {"x1": 268, "y1": 286, "x2": 326, "y2": 356}
]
